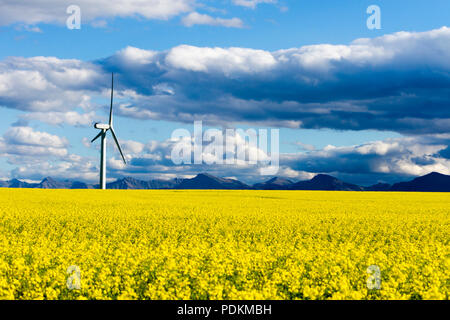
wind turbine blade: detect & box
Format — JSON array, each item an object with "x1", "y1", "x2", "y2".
[
  {"x1": 109, "y1": 72, "x2": 114, "y2": 126},
  {"x1": 91, "y1": 131, "x2": 102, "y2": 143},
  {"x1": 110, "y1": 127, "x2": 126, "y2": 164}
]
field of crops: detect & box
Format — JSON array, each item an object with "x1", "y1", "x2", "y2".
[{"x1": 0, "y1": 189, "x2": 448, "y2": 300}]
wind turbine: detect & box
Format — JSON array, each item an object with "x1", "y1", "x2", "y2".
[{"x1": 91, "y1": 73, "x2": 126, "y2": 189}]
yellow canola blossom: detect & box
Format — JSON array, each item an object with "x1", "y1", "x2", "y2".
[{"x1": 0, "y1": 189, "x2": 448, "y2": 300}]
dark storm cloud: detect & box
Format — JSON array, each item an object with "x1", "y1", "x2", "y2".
[
  {"x1": 438, "y1": 146, "x2": 450, "y2": 159},
  {"x1": 94, "y1": 27, "x2": 450, "y2": 134},
  {"x1": 1, "y1": 27, "x2": 449, "y2": 133}
]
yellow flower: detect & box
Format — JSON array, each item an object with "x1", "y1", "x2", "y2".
[{"x1": 0, "y1": 189, "x2": 447, "y2": 300}]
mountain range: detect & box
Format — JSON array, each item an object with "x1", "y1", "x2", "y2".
[{"x1": 1, "y1": 172, "x2": 449, "y2": 192}]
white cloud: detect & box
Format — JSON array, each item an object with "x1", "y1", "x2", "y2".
[
  {"x1": 0, "y1": 25, "x2": 450, "y2": 190},
  {"x1": 232, "y1": 0, "x2": 277, "y2": 9},
  {"x1": 3, "y1": 126, "x2": 68, "y2": 148},
  {"x1": 109, "y1": 27, "x2": 450, "y2": 133},
  {"x1": 113, "y1": 46, "x2": 159, "y2": 66},
  {"x1": 15, "y1": 24, "x2": 42, "y2": 33},
  {"x1": 120, "y1": 139, "x2": 145, "y2": 154},
  {"x1": 0, "y1": 126, "x2": 69, "y2": 157},
  {"x1": 182, "y1": 12, "x2": 244, "y2": 28},
  {"x1": 294, "y1": 141, "x2": 316, "y2": 151},
  {"x1": 103, "y1": 130, "x2": 282, "y2": 181},
  {"x1": 0, "y1": 56, "x2": 103, "y2": 112},
  {"x1": 108, "y1": 157, "x2": 127, "y2": 170},
  {"x1": 1, "y1": 27, "x2": 449, "y2": 134},
  {"x1": 165, "y1": 45, "x2": 276, "y2": 73},
  {"x1": 91, "y1": 20, "x2": 108, "y2": 28},
  {"x1": 82, "y1": 137, "x2": 91, "y2": 148},
  {"x1": 152, "y1": 83, "x2": 175, "y2": 95},
  {"x1": 118, "y1": 103, "x2": 160, "y2": 120},
  {"x1": 11, "y1": 156, "x2": 98, "y2": 182},
  {"x1": 21, "y1": 111, "x2": 96, "y2": 127},
  {"x1": 0, "y1": 144, "x2": 68, "y2": 157},
  {"x1": 283, "y1": 135, "x2": 450, "y2": 182},
  {"x1": 0, "y1": 0, "x2": 195, "y2": 26},
  {"x1": 2, "y1": 127, "x2": 449, "y2": 184}
]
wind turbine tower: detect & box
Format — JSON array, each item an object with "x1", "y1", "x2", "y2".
[{"x1": 91, "y1": 73, "x2": 126, "y2": 189}]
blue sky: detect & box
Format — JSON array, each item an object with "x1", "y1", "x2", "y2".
[
  {"x1": 0, "y1": 0, "x2": 449, "y2": 185},
  {"x1": 2, "y1": 0, "x2": 449, "y2": 60}
]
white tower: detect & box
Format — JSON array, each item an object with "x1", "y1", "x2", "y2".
[{"x1": 91, "y1": 73, "x2": 126, "y2": 189}]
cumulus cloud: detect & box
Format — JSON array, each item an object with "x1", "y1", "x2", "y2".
[
  {"x1": 165, "y1": 45, "x2": 276, "y2": 73},
  {"x1": 10, "y1": 155, "x2": 98, "y2": 182},
  {"x1": 97, "y1": 129, "x2": 284, "y2": 182},
  {"x1": 232, "y1": 0, "x2": 277, "y2": 9},
  {"x1": 100, "y1": 27, "x2": 450, "y2": 134},
  {"x1": 0, "y1": 126, "x2": 68, "y2": 158},
  {"x1": 2, "y1": 28, "x2": 450, "y2": 135},
  {"x1": 119, "y1": 139, "x2": 145, "y2": 154},
  {"x1": 75, "y1": 131, "x2": 450, "y2": 185},
  {"x1": 3, "y1": 126, "x2": 67, "y2": 148},
  {"x1": 21, "y1": 111, "x2": 96, "y2": 127},
  {"x1": 1, "y1": 127, "x2": 101, "y2": 182},
  {"x1": 0, "y1": 0, "x2": 195, "y2": 26},
  {"x1": 2, "y1": 125, "x2": 449, "y2": 185},
  {"x1": 282, "y1": 135, "x2": 450, "y2": 185},
  {"x1": 0, "y1": 56, "x2": 103, "y2": 112},
  {"x1": 293, "y1": 141, "x2": 316, "y2": 151},
  {"x1": 182, "y1": 12, "x2": 244, "y2": 28}
]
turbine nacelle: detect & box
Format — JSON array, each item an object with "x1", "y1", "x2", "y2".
[{"x1": 94, "y1": 123, "x2": 110, "y2": 130}]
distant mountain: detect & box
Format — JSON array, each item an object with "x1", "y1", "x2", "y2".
[
  {"x1": 1, "y1": 172, "x2": 449, "y2": 191},
  {"x1": 390, "y1": 172, "x2": 450, "y2": 192},
  {"x1": 8, "y1": 178, "x2": 36, "y2": 188},
  {"x1": 70, "y1": 181, "x2": 92, "y2": 189},
  {"x1": 107, "y1": 177, "x2": 182, "y2": 189},
  {"x1": 107, "y1": 177, "x2": 150, "y2": 189},
  {"x1": 177, "y1": 173, "x2": 250, "y2": 189},
  {"x1": 149, "y1": 178, "x2": 184, "y2": 189},
  {"x1": 254, "y1": 177, "x2": 294, "y2": 190},
  {"x1": 290, "y1": 174, "x2": 363, "y2": 191},
  {"x1": 364, "y1": 183, "x2": 391, "y2": 191},
  {"x1": 38, "y1": 177, "x2": 68, "y2": 189}
]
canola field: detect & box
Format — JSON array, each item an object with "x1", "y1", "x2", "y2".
[{"x1": 0, "y1": 189, "x2": 448, "y2": 300}]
